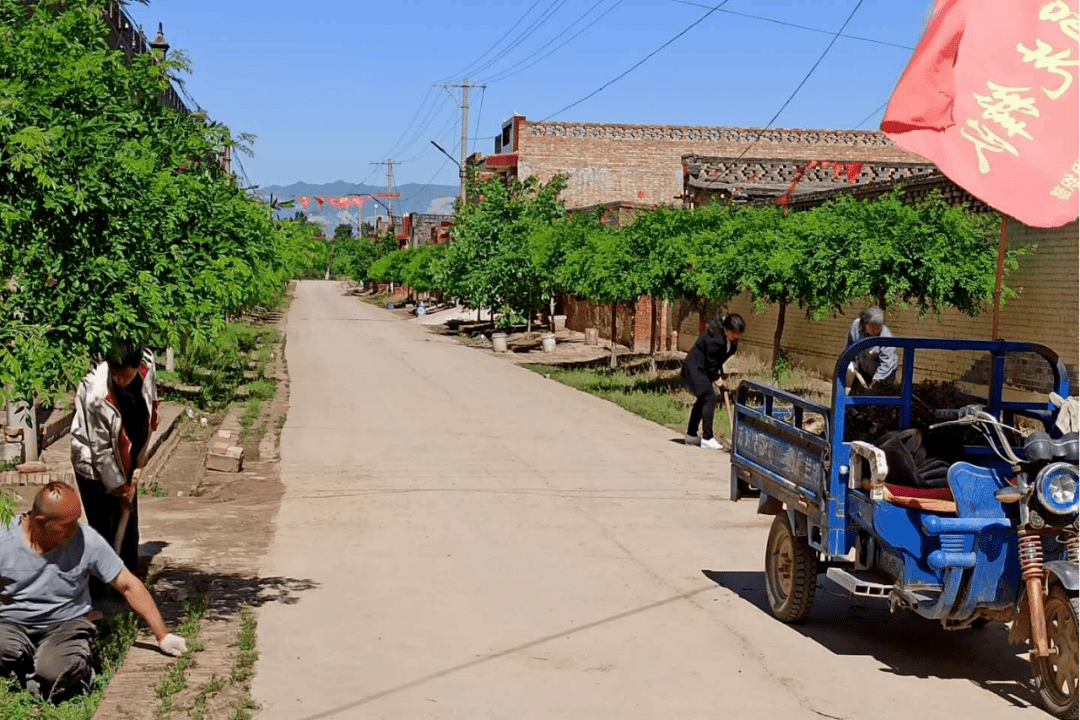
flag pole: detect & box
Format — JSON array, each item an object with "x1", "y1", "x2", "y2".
[{"x1": 991, "y1": 215, "x2": 1008, "y2": 340}]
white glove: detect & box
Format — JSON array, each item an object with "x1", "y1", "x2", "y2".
[{"x1": 159, "y1": 633, "x2": 188, "y2": 657}]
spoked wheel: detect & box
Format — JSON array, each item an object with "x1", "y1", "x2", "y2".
[
  {"x1": 764, "y1": 512, "x2": 819, "y2": 623},
  {"x1": 1032, "y1": 585, "x2": 1079, "y2": 720}
]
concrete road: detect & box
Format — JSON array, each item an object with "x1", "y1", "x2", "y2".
[{"x1": 252, "y1": 281, "x2": 1042, "y2": 720}]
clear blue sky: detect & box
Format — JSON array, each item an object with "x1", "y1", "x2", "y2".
[{"x1": 124, "y1": 0, "x2": 931, "y2": 190}]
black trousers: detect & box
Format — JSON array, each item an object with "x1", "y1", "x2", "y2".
[
  {"x1": 0, "y1": 618, "x2": 97, "y2": 701},
  {"x1": 75, "y1": 473, "x2": 139, "y2": 600},
  {"x1": 687, "y1": 387, "x2": 719, "y2": 440}
]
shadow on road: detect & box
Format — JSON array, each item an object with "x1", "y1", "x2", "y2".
[
  {"x1": 702, "y1": 569, "x2": 1038, "y2": 711},
  {"x1": 146, "y1": 562, "x2": 320, "y2": 624}
]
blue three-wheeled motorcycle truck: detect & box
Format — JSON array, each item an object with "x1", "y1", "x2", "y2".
[{"x1": 731, "y1": 338, "x2": 1078, "y2": 719}]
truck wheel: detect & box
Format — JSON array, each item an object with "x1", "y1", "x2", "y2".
[
  {"x1": 1032, "y1": 585, "x2": 1078, "y2": 720},
  {"x1": 764, "y1": 512, "x2": 819, "y2": 623}
]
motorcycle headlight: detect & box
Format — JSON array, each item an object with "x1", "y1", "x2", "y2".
[{"x1": 1035, "y1": 462, "x2": 1079, "y2": 515}]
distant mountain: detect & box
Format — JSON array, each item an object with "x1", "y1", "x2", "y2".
[{"x1": 257, "y1": 180, "x2": 457, "y2": 228}]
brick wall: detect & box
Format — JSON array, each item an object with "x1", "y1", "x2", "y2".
[
  {"x1": 563, "y1": 296, "x2": 636, "y2": 349},
  {"x1": 662, "y1": 220, "x2": 1079, "y2": 394},
  {"x1": 515, "y1": 120, "x2": 924, "y2": 209}
]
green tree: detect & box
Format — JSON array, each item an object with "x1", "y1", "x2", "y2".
[
  {"x1": 559, "y1": 226, "x2": 645, "y2": 368},
  {"x1": 334, "y1": 223, "x2": 353, "y2": 240},
  {"x1": 441, "y1": 173, "x2": 567, "y2": 329},
  {"x1": 0, "y1": 0, "x2": 294, "y2": 408}
]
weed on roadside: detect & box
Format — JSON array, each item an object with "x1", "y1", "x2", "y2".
[
  {"x1": 139, "y1": 480, "x2": 169, "y2": 498},
  {"x1": 230, "y1": 609, "x2": 258, "y2": 684},
  {"x1": 154, "y1": 582, "x2": 211, "y2": 716},
  {"x1": 240, "y1": 400, "x2": 262, "y2": 429},
  {"x1": 0, "y1": 612, "x2": 138, "y2": 720},
  {"x1": 247, "y1": 378, "x2": 276, "y2": 401}
]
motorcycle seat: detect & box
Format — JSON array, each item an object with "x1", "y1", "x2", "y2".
[{"x1": 883, "y1": 483, "x2": 957, "y2": 514}]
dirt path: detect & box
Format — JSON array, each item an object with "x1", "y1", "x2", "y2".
[{"x1": 250, "y1": 281, "x2": 1042, "y2": 720}]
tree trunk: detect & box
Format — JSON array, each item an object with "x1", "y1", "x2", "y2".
[
  {"x1": 549, "y1": 296, "x2": 556, "y2": 332},
  {"x1": 610, "y1": 302, "x2": 619, "y2": 369},
  {"x1": 699, "y1": 297, "x2": 707, "y2": 335},
  {"x1": 527, "y1": 312, "x2": 533, "y2": 334},
  {"x1": 649, "y1": 295, "x2": 659, "y2": 375},
  {"x1": 165, "y1": 347, "x2": 175, "y2": 372},
  {"x1": 23, "y1": 400, "x2": 38, "y2": 463},
  {"x1": 772, "y1": 296, "x2": 787, "y2": 379},
  {"x1": 876, "y1": 289, "x2": 886, "y2": 311},
  {"x1": 477, "y1": 306, "x2": 482, "y2": 322}
]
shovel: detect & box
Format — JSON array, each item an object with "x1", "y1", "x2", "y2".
[{"x1": 113, "y1": 469, "x2": 139, "y2": 554}]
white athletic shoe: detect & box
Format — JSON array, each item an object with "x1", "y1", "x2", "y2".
[
  {"x1": 700, "y1": 437, "x2": 723, "y2": 450},
  {"x1": 684, "y1": 433, "x2": 701, "y2": 446}
]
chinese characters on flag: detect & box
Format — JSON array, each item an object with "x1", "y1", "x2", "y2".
[{"x1": 881, "y1": 0, "x2": 1079, "y2": 228}]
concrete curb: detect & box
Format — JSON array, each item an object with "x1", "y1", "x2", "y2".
[{"x1": 0, "y1": 405, "x2": 184, "y2": 487}]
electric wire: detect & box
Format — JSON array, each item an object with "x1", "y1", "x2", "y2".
[
  {"x1": 435, "y1": 0, "x2": 545, "y2": 83},
  {"x1": 759, "y1": 0, "x2": 866, "y2": 132},
  {"x1": 480, "y1": 0, "x2": 627, "y2": 84},
  {"x1": 465, "y1": 0, "x2": 570, "y2": 81},
  {"x1": 695, "y1": 0, "x2": 871, "y2": 195},
  {"x1": 471, "y1": 87, "x2": 486, "y2": 154},
  {"x1": 670, "y1": 0, "x2": 914, "y2": 50},
  {"x1": 853, "y1": 100, "x2": 889, "y2": 130},
  {"x1": 541, "y1": 0, "x2": 734, "y2": 121}
]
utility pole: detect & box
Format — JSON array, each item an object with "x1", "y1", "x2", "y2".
[
  {"x1": 440, "y1": 77, "x2": 485, "y2": 207},
  {"x1": 370, "y1": 160, "x2": 397, "y2": 220}
]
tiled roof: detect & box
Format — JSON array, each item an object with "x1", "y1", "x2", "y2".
[
  {"x1": 683, "y1": 156, "x2": 937, "y2": 201},
  {"x1": 781, "y1": 170, "x2": 994, "y2": 213}
]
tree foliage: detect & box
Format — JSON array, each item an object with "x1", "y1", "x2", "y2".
[{"x1": 0, "y1": 1, "x2": 310, "y2": 404}]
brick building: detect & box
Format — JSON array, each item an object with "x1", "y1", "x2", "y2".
[
  {"x1": 406, "y1": 213, "x2": 454, "y2": 248},
  {"x1": 483, "y1": 115, "x2": 925, "y2": 209}
]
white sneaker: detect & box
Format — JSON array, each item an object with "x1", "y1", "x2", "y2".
[
  {"x1": 700, "y1": 437, "x2": 723, "y2": 450},
  {"x1": 684, "y1": 433, "x2": 701, "y2": 446}
]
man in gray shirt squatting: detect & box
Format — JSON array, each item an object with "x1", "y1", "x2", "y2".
[{"x1": 0, "y1": 482, "x2": 187, "y2": 701}]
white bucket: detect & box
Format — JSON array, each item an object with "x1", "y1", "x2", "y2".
[
  {"x1": 584, "y1": 328, "x2": 599, "y2": 346},
  {"x1": 492, "y1": 332, "x2": 508, "y2": 353},
  {"x1": 541, "y1": 334, "x2": 556, "y2": 353}
]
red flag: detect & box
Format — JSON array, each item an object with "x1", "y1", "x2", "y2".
[
  {"x1": 299, "y1": 196, "x2": 310, "y2": 209},
  {"x1": 845, "y1": 162, "x2": 863, "y2": 183},
  {"x1": 881, "y1": 0, "x2": 1079, "y2": 227},
  {"x1": 315, "y1": 197, "x2": 325, "y2": 208}
]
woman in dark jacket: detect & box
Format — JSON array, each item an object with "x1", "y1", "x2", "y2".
[{"x1": 682, "y1": 313, "x2": 745, "y2": 449}]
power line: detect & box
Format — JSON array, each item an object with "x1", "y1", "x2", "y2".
[
  {"x1": 670, "y1": 0, "x2": 914, "y2": 50},
  {"x1": 382, "y1": 87, "x2": 436, "y2": 159},
  {"x1": 465, "y1": 0, "x2": 570, "y2": 80},
  {"x1": 541, "y1": 0, "x2": 734, "y2": 121},
  {"x1": 699, "y1": 0, "x2": 869, "y2": 196},
  {"x1": 758, "y1": 0, "x2": 866, "y2": 131},
  {"x1": 853, "y1": 100, "x2": 889, "y2": 130},
  {"x1": 435, "y1": 0, "x2": 544, "y2": 83},
  {"x1": 481, "y1": 0, "x2": 627, "y2": 84},
  {"x1": 471, "y1": 87, "x2": 486, "y2": 154}
]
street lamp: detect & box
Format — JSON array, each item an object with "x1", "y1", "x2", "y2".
[{"x1": 430, "y1": 140, "x2": 461, "y2": 169}]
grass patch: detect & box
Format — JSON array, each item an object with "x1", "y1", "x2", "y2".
[
  {"x1": 230, "y1": 609, "x2": 258, "y2": 684},
  {"x1": 154, "y1": 584, "x2": 210, "y2": 716},
  {"x1": 139, "y1": 480, "x2": 169, "y2": 498},
  {"x1": 0, "y1": 612, "x2": 138, "y2": 719},
  {"x1": 190, "y1": 675, "x2": 227, "y2": 720},
  {"x1": 221, "y1": 608, "x2": 260, "y2": 719},
  {"x1": 247, "y1": 378, "x2": 276, "y2": 401},
  {"x1": 527, "y1": 363, "x2": 702, "y2": 434},
  {"x1": 239, "y1": 399, "x2": 262, "y2": 430},
  {"x1": 527, "y1": 352, "x2": 831, "y2": 438}
]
